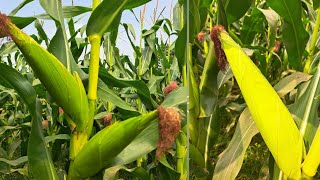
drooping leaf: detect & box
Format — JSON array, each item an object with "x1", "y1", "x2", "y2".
[
  {"x1": 274, "y1": 72, "x2": 312, "y2": 97},
  {"x1": 9, "y1": 0, "x2": 34, "y2": 16},
  {"x1": 86, "y1": 0, "x2": 127, "y2": 37}
]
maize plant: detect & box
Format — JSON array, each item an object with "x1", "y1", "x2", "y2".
[
  {"x1": 0, "y1": 0, "x2": 187, "y2": 179},
  {"x1": 189, "y1": 0, "x2": 320, "y2": 179}
]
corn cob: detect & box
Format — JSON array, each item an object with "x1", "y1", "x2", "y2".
[
  {"x1": 71, "y1": 110, "x2": 158, "y2": 178},
  {"x1": 212, "y1": 26, "x2": 304, "y2": 179},
  {"x1": 0, "y1": 14, "x2": 89, "y2": 131}
]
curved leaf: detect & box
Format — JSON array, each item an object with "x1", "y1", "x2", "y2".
[{"x1": 86, "y1": 0, "x2": 127, "y2": 37}]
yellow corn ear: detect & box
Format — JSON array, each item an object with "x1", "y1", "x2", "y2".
[
  {"x1": 0, "y1": 15, "x2": 89, "y2": 131},
  {"x1": 302, "y1": 127, "x2": 320, "y2": 177},
  {"x1": 71, "y1": 110, "x2": 158, "y2": 179},
  {"x1": 219, "y1": 31, "x2": 304, "y2": 179}
]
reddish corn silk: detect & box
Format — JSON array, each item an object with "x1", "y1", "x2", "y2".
[
  {"x1": 210, "y1": 25, "x2": 229, "y2": 73},
  {"x1": 156, "y1": 106, "x2": 181, "y2": 159},
  {"x1": 164, "y1": 81, "x2": 178, "y2": 96},
  {"x1": 197, "y1": 31, "x2": 206, "y2": 42}
]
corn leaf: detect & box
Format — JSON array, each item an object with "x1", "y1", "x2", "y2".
[
  {"x1": 35, "y1": 6, "x2": 91, "y2": 19},
  {"x1": 9, "y1": 0, "x2": 34, "y2": 16},
  {"x1": 223, "y1": 0, "x2": 253, "y2": 24},
  {"x1": 266, "y1": 0, "x2": 309, "y2": 70},
  {"x1": 213, "y1": 108, "x2": 259, "y2": 180},
  {"x1": 0, "y1": 63, "x2": 58, "y2": 179},
  {"x1": 199, "y1": 41, "x2": 219, "y2": 117},
  {"x1": 289, "y1": 62, "x2": 320, "y2": 150}
]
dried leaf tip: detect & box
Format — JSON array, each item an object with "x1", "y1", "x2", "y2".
[
  {"x1": 210, "y1": 25, "x2": 229, "y2": 73},
  {"x1": 156, "y1": 106, "x2": 181, "y2": 159},
  {"x1": 164, "y1": 81, "x2": 178, "y2": 96}
]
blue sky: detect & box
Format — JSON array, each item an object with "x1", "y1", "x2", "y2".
[{"x1": 0, "y1": 0, "x2": 176, "y2": 58}]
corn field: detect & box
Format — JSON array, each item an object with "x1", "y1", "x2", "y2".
[{"x1": 0, "y1": 0, "x2": 319, "y2": 179}]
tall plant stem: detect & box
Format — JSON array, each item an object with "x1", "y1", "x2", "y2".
[
  {"x1": 175, "y1": 3, "x2": 187, "y2": 178},
  {"x1": 86, "y1": 35, "x2": 101, "y2": 137},
  {"x1": 304, "y1": 9, "x2": 320, "y2": 73},
  {"x1": 68, "y1": 2, "x2": 101, "y2": 177}
]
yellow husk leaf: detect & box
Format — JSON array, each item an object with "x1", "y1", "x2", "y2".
[{"x1": 219, "y1": 31, "x2": 304, "y2": 179}]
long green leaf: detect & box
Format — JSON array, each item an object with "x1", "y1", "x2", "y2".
[
  {"x1": 0, "y1": 63, "x2": 58, "y2": 179},
  {"x1": 9, "y1": 0, "x2": 34, "y2": 16},
  {"x1": 267, "y1": 0, "x2": 309, "y2": 70},
  {"x1": 199, "y1": 42, "x2": 219, "y2": 117},
  {"x1": 87, "y1": 0, "x2": 151, "y2": 37},
  {"x1": 39, "y1": 0, "x2": 73, "y2": 72},
  {"x1": 35, "y1": 6, "x2": 91, "y2": 19},
  {"x1": 86, "y1": 0, "x2": 127, "y2": 37}
]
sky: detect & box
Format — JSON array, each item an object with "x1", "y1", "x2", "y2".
[{"x1": 0, "y1": 0, "x2": 177, "y2": 58}]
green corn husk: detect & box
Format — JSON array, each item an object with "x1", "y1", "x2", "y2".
[
  {"x1": 218, "y1": 30, "x2": 304, "y2": 179},
  {"x1": 0, "y1": 14, "x2": 89, "y2": 131},
  {"x1": 71, "y1": 110, "x2": 158, "y2": 179},
  {"x1": 302, "y1": 127, "x2": 320, "y2": 177}
]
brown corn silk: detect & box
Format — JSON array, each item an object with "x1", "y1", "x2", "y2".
[
  {"x1": 164, "y1": 81, "x2": 178, "y2": 96},
  {"x1": 156, "y1": 106, "x2": 181, "y2": 159},
  {"x1": 210, "y1": 25, "x2": 229, "y2": 73}
]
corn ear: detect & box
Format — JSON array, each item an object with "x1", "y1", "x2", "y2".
[
  {"x1": 0, "y1": 14, "x2": 89, "y2": 131},
  {"x1": 219, "y1": 30, "x2": 304, "y2": 179},
  {"x1": 302, "y1": 127, "x2": 320, "y2": 177},
  {"x1": 71, "y1": 110, "x2": 158, "y2": 178}
]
